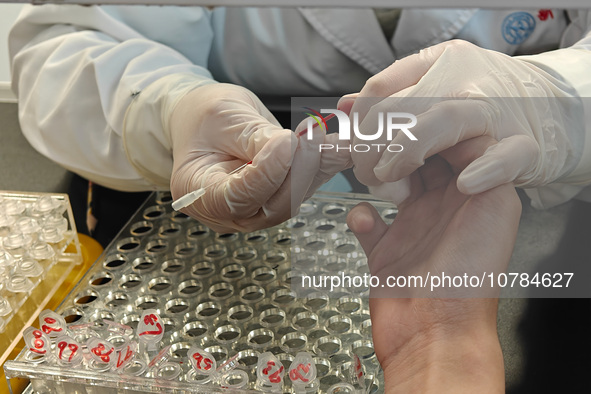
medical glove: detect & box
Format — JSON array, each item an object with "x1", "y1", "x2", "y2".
[
  {"x1": 169, "y1": 83, "x2": 350, "y2": 233},
  {"x1": 347, "y1": 40, "x2": 584, "y2": 207}
]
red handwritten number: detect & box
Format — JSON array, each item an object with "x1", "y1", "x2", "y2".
[
  {"x1": 290, "y1": 363, "x2": 311, "y2": 382},
  {"x1": 263, "y1": 361, "x2": 283, "y2": 383},
  {"x1": 144, "y1": 314, "x2": 157, "y2": 325},
  {"x1": 269, "y1": 366, "x2": 284, "y2": 384},
  {"x1": 538, "y1": 9, "x2": 554, "y2": 21},
  {"x1": 30, "y1": 330, "x2": 46, "y2": 354},
  {"x1": 41, "y1": 317, "x2": 62, "y2": 335},
  {"x1": 57, "y1": 341, "x2": 66, "y2": 359},
  {"x1": 192, "y1": 352, "x2": 213, "y2": 370},
  {"x1": 57, "y1": 341, "x2": 78, "y2": 362},
  {"x1": 91, "y1": 343, "x2": 114, "y2": 363},
  {"x1": 68, "y1": 344, "x2": 78, "y2": 361},
  {"x1": 262, "y1": 361, "x2": 275, "y2": 375},
  {"x1": 116, "y1": 346, "x2": 134, "y2": 368},
  {"x1": 139, "y1": 314, "x2": 163, "y2": 336}
]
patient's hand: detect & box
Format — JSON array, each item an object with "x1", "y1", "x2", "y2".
[{"x1": 347, "y1": 136, "x2": 521, "y2": 393}]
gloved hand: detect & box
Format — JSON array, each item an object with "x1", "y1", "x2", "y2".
[
  {"x1": 344, "y1": 39, "x2": 582, "y2": 205},
  {"x1": 169, "y1": 83, "x2": 351, "y2": 233}
]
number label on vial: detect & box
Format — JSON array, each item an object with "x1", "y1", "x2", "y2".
[
  {"x1": 289, "y1": 363, "x2": 311, "y2": 382},
  {"x1": 188, "y1": 347, "x2": 216, "y2": 375},
  {"x1": 257, "y1": 352, "x2": 284, "y2": 385},
  {"x1": 23, "y1": 327, "x2": 51, "y2": 356},
  {"x1": 289, "y1": 352, "x2": 316, "y2": 384},
  {"x1": 264, "y1": 362, "x2": 284, "y2": 383},
  {"x1": 137, "y1": 310, "x2": 164, "y2": 343},
  {"x1": 39, "y1": 310, "x2": 66, "y2": 338},
  {"x1": 114, "y1": 341, "x2": 137, "y2": 369},
  {"x1": 55, "y1": 335, "x2": 82, "y2": 365},
  {"x1": 87, "y1": 337, "x2": 115, "y2": 364}
]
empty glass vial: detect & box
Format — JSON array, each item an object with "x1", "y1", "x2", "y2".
[
  {"x1": 39, "y1": 226, "x2": 66, "y2": 252},
  {"x1": 29, "y1": 242, "x2": 56, "y2": 271},
  {"x1": 15, "y1": 257, "x2": 44, "y2": 279},
  {"x1": 3, "y1": 232, "x2": 32, "y2": 258},
  {"x1": 31, "y1": 196, "x2": 64, "y2": 217}
]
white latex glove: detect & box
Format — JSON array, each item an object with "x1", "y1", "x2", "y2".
[
  {"x1": 170, "y1": 83, "x2": 351, "y2": 233},
  {"x1": 345, "y1": 40, "x2": 583, "y2": 205}
]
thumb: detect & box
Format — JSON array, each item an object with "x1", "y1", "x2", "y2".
[
  {"x1": 346, "y1": 202, "x2": 388, "y2": 257},
  {"x1": 457, "y1": 135, "x2": 539, "y2": 194}
]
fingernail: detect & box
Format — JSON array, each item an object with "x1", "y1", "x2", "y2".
[
  {"x1": 337, "y1": 94, "x2": 357, "y2": 114},
  {"x1": 348, "y1": 209, "x2": 374, "y2": 233},
  {"x1": 374, "y1": 160, "x2": 395, "y2": 181}
]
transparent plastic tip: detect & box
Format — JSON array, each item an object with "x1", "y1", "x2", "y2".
[
  {"x1": 171, "y1": 189, "x2": 206, "y2": 211},
  {"x1": 171, "y1": 161, "x2": 252, "y2": 212}
]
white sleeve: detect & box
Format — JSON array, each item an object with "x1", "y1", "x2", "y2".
[
  {"x1": 515, "y1": 10, "x2": 591, "y2": 208},
  {"x1": 9, "y1": 5, "x2": 215, "y2": 191}
]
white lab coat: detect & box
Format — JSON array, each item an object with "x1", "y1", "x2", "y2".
[{"x1": 8, "y1": 6, "x2": 591, "y2": 208}]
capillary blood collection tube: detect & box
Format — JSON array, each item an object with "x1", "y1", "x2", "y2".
[
  {"x1": 171, "y1": 113, "x2": 336, "y2": 211},
  {"x1": 171, "y1": 160, "x2": 252, "y2": 211}
]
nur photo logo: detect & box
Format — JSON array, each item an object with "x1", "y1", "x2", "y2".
[{"x1": 302, "y1": 108, "x2": 418, "y2": 153}]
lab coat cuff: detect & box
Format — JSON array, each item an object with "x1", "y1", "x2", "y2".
[
  {"x1": 518, "y1": 48, "x2": 591, "y2": 185},
  {"x1": 122, "y1": 73, "x2": 216, "y2": 189},
  {"x1": 518, "y1": 48, "x2": 591, "y2": 208},
  {"x1": 523, "y1": 184, "x2": 585, "y2": 210}
]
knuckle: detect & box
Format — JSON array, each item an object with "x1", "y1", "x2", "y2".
[
  {"x1": 435, "y1": 100, "x2": 464, "y2": 120},
  {"x1": 444, "y1": 39, "x2": 474, "y2": 53},
  {"x1": 362, "y1": 75, "x2": 387, "y2": 98},
  {"x1": 474, "y1": 100, "x2": 500, "y2": 135},
  {"x1": 199, "y1": 95, "x2": 225, "y2": 119}
]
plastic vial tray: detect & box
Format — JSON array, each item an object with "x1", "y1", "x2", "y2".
[
  {"x1": 0, "y1": 190, "x2": 82, "y2": 335},
  {"x1": 5, "y1": 191, "x2": 397, "y2": 393}
]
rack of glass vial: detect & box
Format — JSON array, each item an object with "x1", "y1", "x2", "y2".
[
  {"x1": 5, "y1": 192, "x2": 396, "y2": 393},
  {"x1": 0, "y1": 191, "x2": 82, "y2": 334}
]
